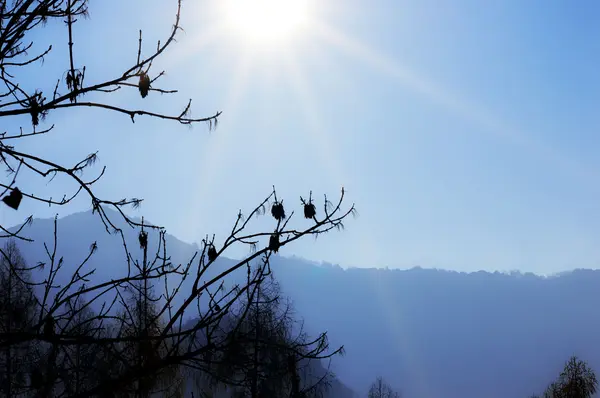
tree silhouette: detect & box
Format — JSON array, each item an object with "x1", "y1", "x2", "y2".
[
  {"x1": 0, "y1": 0, "x2": 222, "y2": 235},
  {"x1": 191, "y1": 275, "x2": 339, "y2": 397},
  {"x1": 367, "y1": 376, "x2": 400, "y2": 398},
  {"x1": 0, "y1": 240, "x2": 39, "y2": 397},
  {"x1": 0, "y1": 187, "x2": 353, "y2": 397},
  {"x1": 0, "y1": 1, "x2": 356, "y2": 396},
  {"x1": 55, "y1": 298, "x2": 105, "y2": 396},
  {"x1": 531, "y1": 356, "x2": 598, "y2": 398},
  {"x1": 107, "y1": 230, "x2": 185, "y2": 398}
]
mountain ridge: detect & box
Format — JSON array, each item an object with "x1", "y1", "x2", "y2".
[
  {"x1": 7, "y1": 209, "x2": 600, "y2": 398},
  {"x1": 15, "y1": 208, "x2": 585, "y2": 279}
]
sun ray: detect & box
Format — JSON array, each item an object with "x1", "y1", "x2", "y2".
[
  {"x1": 197, "y1": 49, "x2": 254, "y2": 176},
  {"x1": 221, "y1": 0, "x2": 310, "y2": 46},
  {"x1": 160, "y1": 23, "x2": 224, "y2": 71},
  {"x1": 312, "y1": 21, "x2": 600, "y2": 194},
  {"x1": 188, "y1": 49, "x2": 254, "y2": 237},
  {"x1": 279, "y1": 45, "x2": 347, "y2": 187},
  {"x1": 350, "y1": 232, "x2": 434, "y2": 397},
  {"x1": 373, "y1": 275, "x2": 436, "y2": 397}
]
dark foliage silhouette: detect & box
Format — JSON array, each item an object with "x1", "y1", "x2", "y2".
[
  {"x1": 531, "y1": 356, "x2": 597, "y2": 398},
  {"x1": 367, "y1": 376, "x2": 400, "y2": 398},
  {"x1": 0, "y1": 240, "x2": 39, "y2": 397},
  {"x1": 187, "y1": 276, "x2": 340, "y2": 397}
]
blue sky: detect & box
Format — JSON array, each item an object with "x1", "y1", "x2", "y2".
[{"x1": 2, "y1": 0, "x2": 600, "y2": 274}]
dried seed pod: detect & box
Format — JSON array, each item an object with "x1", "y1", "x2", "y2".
[
  {"x1": 207, "y1": 244, "x2": 218, "y2": 262},
  {"x1": 30, "y1": 100, "x2": 40, "y2": 126},
  {"x1": 2, "y1": 187, "x2": 22, "y2": 210},
  {"x1": 303, "y1": 202, "x2": 316, "y2": 219},
  {"x1": 66, "y1": 72, "x2": 73, "y2": 90},
  {"x1": 66, "y1": 70, "x2": 81, "y2": 103},
  {"x1": 268, "y1": 233, "x2": 280, "y2": 252},
  {"x1": 138, "y1": 230, "x2": 148, "y2": 249},
  {"x1": 271, "y1": 201, "x2": 286, "y2": 221},
  {"x1": 138, "y1": 72, "x2": 151, "y2": 98}
]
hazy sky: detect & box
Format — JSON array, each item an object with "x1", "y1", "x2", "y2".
[{"x1": 2, "y1": 0, "x2": 600, "y2": 274}]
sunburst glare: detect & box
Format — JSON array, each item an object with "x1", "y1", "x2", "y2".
[{"x1": 221, "y1": 0, "x2": 310, "y2": 45}]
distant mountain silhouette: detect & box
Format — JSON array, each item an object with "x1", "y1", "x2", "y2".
[{"x1": 9, "y1": 210, "x2": 600, "y2": 398}]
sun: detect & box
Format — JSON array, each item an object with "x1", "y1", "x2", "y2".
[{"x1": 222, "y1": 0, "x2": 310, "y2": 45}]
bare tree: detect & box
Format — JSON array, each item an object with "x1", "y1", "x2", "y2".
[
  {"x1": 0, "y1": 186, "x2": 354, "y2": 397},
  {"x1": 537, "y1": 356, "x2": 598, "y2": 398},
  {"x1": 0, "y1": 240, "x2": 39, "y2": 397},
  {"x1": 192, "y1": 275, "x2": 340, "y2": 398},
  {"x1": 105, "y1": 228, "x2": 186, "y2": 398},
  {"x1": 51, "y1": 297, "x2": 109, "y2": 396},
  {"x1": 367, "y1": 377, "x2": 400, "y2": 398},
  {"x1": 0, "y1": 0, "x2": 220, "y2": 237},
  {"x1": 0, "y1": 1, "x2": 356, "y2": 396}
]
